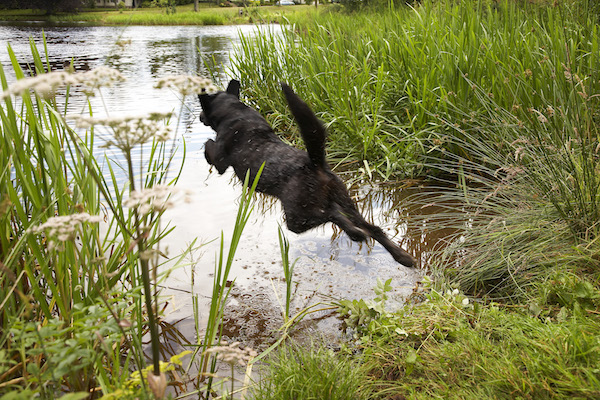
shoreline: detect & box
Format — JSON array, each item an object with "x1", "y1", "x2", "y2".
[{"x1": 0, "y1": 4, "x2": 319, "y2": 26}]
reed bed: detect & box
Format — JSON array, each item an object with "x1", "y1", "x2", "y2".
[{"x1": 232, "y1": 0, "x2": 599, "y2": 179}]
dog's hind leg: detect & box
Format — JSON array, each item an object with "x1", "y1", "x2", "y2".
[
  {"x1": 365, "y1": 224, "x2": 417, "y2": 268},
  {"x1": 331, "y1": 205, "x2": 417, "y2": 267}
]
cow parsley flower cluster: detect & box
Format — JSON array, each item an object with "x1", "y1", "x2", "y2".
[
  {"x1": 69, "y1": 112, "x2": 173, "y2": 151},
  {"x1": 123, "y1": 185, "x2": 191, "y2": 217},
  {"x1": 77, "y1": 66, "x2": 127, "y2": 94},
  {"x1": 28, "y1": 212, "x2": 103, "y2": 249},
  {"x1": 154, "y1": 75, "x2": 218, "y2": 95},
  {"x1": 204, "y1": 341, "x2": 258, "y2": 367},
  {"x1": 0, "y1": 66, "x2": 125, "y2": 100}
]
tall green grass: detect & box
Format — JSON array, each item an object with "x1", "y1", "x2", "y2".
[
  {"x1": 98, "y1": 11, "x2": 228, "y2": 25},
  {"x1": 231, "y1": 0, "x2": 599, "y2": 179},
  {"x1": 415, "y1": 76, "x2": 600, "y2": 300}
]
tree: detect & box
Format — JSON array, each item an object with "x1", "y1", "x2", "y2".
[{"x1": 0, "y1": 0, "x2": 86, "y2": 14}]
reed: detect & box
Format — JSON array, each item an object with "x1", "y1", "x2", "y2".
[
  {"x1": 186, "y1": 167, "x2": 263, "y2": 398},
  {"x1": 407, "y1": 62, "x2": 600, "y2": 300}
]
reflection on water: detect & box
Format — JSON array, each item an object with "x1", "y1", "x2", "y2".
[{"x1": 1, "y1": 23, "x2": 463, "y2": 374}]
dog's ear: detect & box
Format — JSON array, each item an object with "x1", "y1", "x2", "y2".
[
  {"x1": 226, "y1": 79, "x2": 240, "y2": 98},
  {"x1": 198, "y1": 94, "x2": 211, "y2": 111}
]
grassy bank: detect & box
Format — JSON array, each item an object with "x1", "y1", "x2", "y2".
[
  {"x1": 252, "y1": 283, "x2": 600, "y2": 399},
  {"x1": 0, "y1": 4, "x2": 317, "y2": 25}
]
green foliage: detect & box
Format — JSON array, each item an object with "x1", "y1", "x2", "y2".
[
  {"x1": 0, "y1": 36, "x2": 188, "y2": 398},
  {"x1": 232, "y1": 0, "x2": 600, "y2": 180},
  {"x1": 251, "y1": 342, "x2": 373, "y2": 400},
  {"x1": 337, "y1": 277, "x2": 393, "y2": 337},
  {"x1": 337, "y1": 281, "x2": 600, "y2": 399},
  {"x1": 1, "y1": 298, "x2": 130, "y2": 396}
]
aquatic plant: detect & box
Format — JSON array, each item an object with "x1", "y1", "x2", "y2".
[{"x1": 277, "y1": 226, "x2": 297, "y2": 322}]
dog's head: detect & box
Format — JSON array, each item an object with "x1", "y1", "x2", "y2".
[{"x1": 198, "y1": 79, "x2": 241, "y2": 129}]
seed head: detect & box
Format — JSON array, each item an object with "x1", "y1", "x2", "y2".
[
  {"x1": 124, "y1": 185, "x2": 191, "y2": 216},
  {"x1": 28, "y1": 212, "x2": 103, "y2": 250},
  {"x1": 155, "y1": 75, "x2": 218, "y2": 95},
  {"x1": 69, "y1": 112, "x2": 173, "y2": 151},
  {"x1": 0, "y1": 66, "x2": 125, "y2": 100},
  {"x1": 204, "y1": 341, "x2": 258, "y2": 367}
]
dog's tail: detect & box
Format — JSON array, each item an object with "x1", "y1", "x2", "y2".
[{"x1": 281, "y1": 83, "x2": 327, "y2": 167}]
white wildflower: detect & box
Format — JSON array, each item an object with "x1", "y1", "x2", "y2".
[
  {"x1": 76, "y1": 66, "x2": 126, "y2": 94},
  {"x1": 28, "y1": 212, "x2": 102, "y2": 249},
  {"x1": 452, "y1": 288, "x2": 459, "y2": 296},
  {"x1": 462, "y1": 298, "x2": 470, "y2": 306},
  {"x1": 155, "y1": 75, "x2": 218, "y2": 95},
  {"x1": 0, "y1": 66, "x2": 125, "y2": 100},
  {"x1": 69, "y1": 112, "x2": 173, "y2": 151},
  {"x1": 204, "y1": 341, "x2": 258, "y2": 367},
  {"x1": 124, "y1": 185, "x2": 191, "y2": 216},
  {"x1": 1, "y1": 71, "x2": 72, "y2": 100}
]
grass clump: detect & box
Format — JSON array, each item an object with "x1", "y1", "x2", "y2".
[
  {"x1": 357, "y1": 285, "x2": 600, "y2": 399},
  {"x1": 251, "y1": 342, "x2": 373, "y2": 400}
]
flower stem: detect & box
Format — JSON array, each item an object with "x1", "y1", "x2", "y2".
[{"x1": 125, "y1": 150, "x2": 161, "y2": 376}]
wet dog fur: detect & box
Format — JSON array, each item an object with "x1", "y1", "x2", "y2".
[{"x1": 199, "y1": 79, "x2": 416, "y2": 267}]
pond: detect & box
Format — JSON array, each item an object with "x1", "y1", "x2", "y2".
[{"x1": 0, "y1": 23, "x2": 429, "y2": 351}]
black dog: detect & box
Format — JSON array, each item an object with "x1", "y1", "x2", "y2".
[{"x1": 199, "y1": 80, "x2": 416, "y2": 268}]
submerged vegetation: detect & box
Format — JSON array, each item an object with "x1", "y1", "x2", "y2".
[{"x1": 2, "y1": 0, "x2": 600, "y2": 398}]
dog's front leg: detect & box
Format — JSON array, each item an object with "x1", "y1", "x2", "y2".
[{"x1": 204, "y1": 139, "x2": 230, "y2": 174}]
